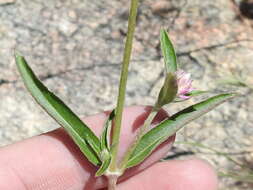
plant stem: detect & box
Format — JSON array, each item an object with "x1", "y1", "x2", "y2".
[
  {"x1": 141, "y1": 106, "x2": 160, "y2": 133},
  {"x1": 119, "y1": 106, "x2": 160, "y2": 170},
  {"x1": 110, "y1": 0, "x2": 139, "y2": 171},
  {"x1": 107, "y1": 175, "x2": 118, "y2": 190}
]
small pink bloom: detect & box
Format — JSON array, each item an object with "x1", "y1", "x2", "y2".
[{"x1": 176, "y1": 70, "x2": 195, "y2": 100}]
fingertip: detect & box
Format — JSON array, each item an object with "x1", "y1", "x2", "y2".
[{"x1": 165, "y1": 159, "x2": 218, "y2": 190}]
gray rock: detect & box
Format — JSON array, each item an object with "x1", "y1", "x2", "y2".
[{"x1": 0, "y1": 0, "x2": 15, "y2": 5}]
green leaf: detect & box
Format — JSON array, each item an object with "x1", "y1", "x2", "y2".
[
  {"x1": 96, "y1": 110, "x2": 115, "y2": 176},
  {"x1": 15, "y1": 54, "x2": 101, "y2": 166},
  {"x1": 155, "y1": 30, "x2": 178, "y2": 107},
  {"x1": 160, "y1": 29, "x2": 177, "y2": 73},
  {"x1": 173, "y1": 90, "x2": 209, "y2": 102},
  {"x1": 126, "y1": 93, "x2": 236, "y2": 168},
  {"x1": 186, "y1": 90, "x2": 208, "y2": 97},
  {"x1": 156, "y1": 72, "x2": 178, "y2": 108},
  {"x1": 95, "y1": 149, "x2": 111, "y2": 177},
  {"x1": 219, "y1": 172, "x2": 253, "y2": 183},
  {"x1": 100, "y1": 110, "x2": 115, "y2": 151},
  {"x1": 218, "y1": 75, "x2": 253, "y2": 91}
]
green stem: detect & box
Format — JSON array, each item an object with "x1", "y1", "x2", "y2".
[
  {"x1": 119, "y1": 106, "x2": 160, "y2": 170},
  {"x1": 107, "y1": 175, "x2": 118, "y2": 190},
  {"x1": 110, "y1": 0, "x2": 139, "y2": 171},
  {"x1": 141, "y1": 108, "x2": 159, "y2": 132}
]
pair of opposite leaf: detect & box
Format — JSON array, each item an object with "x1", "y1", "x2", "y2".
[{"x1": 15, "y1": 29, "x2": 236, "y2": 176}]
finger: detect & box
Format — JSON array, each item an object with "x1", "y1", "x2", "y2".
[
  {"x1": 117, "y1": 159, "x2": 218, "y2": 190},
  {"x1": 0, "y1": 106, "x2": 174, "y2": 190}
]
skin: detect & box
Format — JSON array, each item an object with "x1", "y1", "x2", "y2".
[{"x1": 0, "y1": 106, "x2": 218, "y2": 190}]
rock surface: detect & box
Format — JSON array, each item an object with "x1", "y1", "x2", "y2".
[
  {"x1": 0, "y1": 0, "x2": 253, "y2": 189},
  {"x1": 0, "y1": 0, "x2": 15, "y2": 5}
]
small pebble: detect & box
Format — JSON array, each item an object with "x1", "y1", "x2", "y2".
[
  {"x1": 68, "y1": 10, "x2": 77, "y2": 20},
  {"x1": 151, "y1": 1, "x2": 172, "y2": 15}
]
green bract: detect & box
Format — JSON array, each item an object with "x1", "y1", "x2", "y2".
[
  {"x1": 160, "y1": 29, "x2": 177, "y2": 73},
  {"x1": 155, "y1": 29, "x2": 179, "y2": 108},
  {"x1": 156, "y1": 72, "x2": 178, "y2": 108},
  {"x1": 96, "y1": 110, "x2": 115, "y2": 176}
]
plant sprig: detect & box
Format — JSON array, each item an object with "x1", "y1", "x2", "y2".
[{"x1": 14, "y1": 0, "x2": 237, "y2": 189}]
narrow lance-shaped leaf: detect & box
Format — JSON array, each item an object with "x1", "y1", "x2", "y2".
[
  {"x1": 15, "y1": 54, "x2": 101, "y2": 166},
  {"x1": 186, "y1": 90, "x2": 208, "y2": 97},
  {"x1": 160, "y1": 29, "x2": 177, "y2": 73},
  {"x1": 100, "y1": 110, "x2": 115, "y2": 151},
  {"x1": 174, "y1": 90, "x2": 209, "y2": 102},
  {"x1": 126, "y1": 93, "x2": 237, "y2": 168}
]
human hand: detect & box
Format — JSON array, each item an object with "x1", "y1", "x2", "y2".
[{"x1": 0, "y1": 106, "x2": 218, "y2": 190}]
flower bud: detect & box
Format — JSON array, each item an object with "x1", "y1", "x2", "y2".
[{"x1": 176, "y1": 70, "x2": 195, "y2": 100}]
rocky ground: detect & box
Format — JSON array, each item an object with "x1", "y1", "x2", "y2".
[{"x1": 0, "y1": 0, "x2": 253, "y2": 189}]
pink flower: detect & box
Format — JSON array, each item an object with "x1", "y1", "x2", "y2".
[{"x1": 176, "y1": 70, "x2": 195, "y2": 100}]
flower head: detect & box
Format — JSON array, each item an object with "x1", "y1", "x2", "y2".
[{"x1": 176, "y1": 70, "x2": 195, "y2": 100}]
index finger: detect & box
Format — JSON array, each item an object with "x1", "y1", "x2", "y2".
[{"x1": 0, "y1": 106, "x2": 174, "y2": 189}]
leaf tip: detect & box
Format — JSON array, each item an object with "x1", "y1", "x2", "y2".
[
  {"x1": 159, "y1": 28, "x2": 177, "y2": 73},
  {"x1": 14, "y1": 50, "x2": 23, "y2": 60},
  {"x1": 160, "y1": 28, "x2": 166, "y2": 35},
  {"x1": 224, "y1": 92, "x2": 239, "y2": 98},
  {"x1": 14, "y1": 51, "x2": 26, "y2": 68}
]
